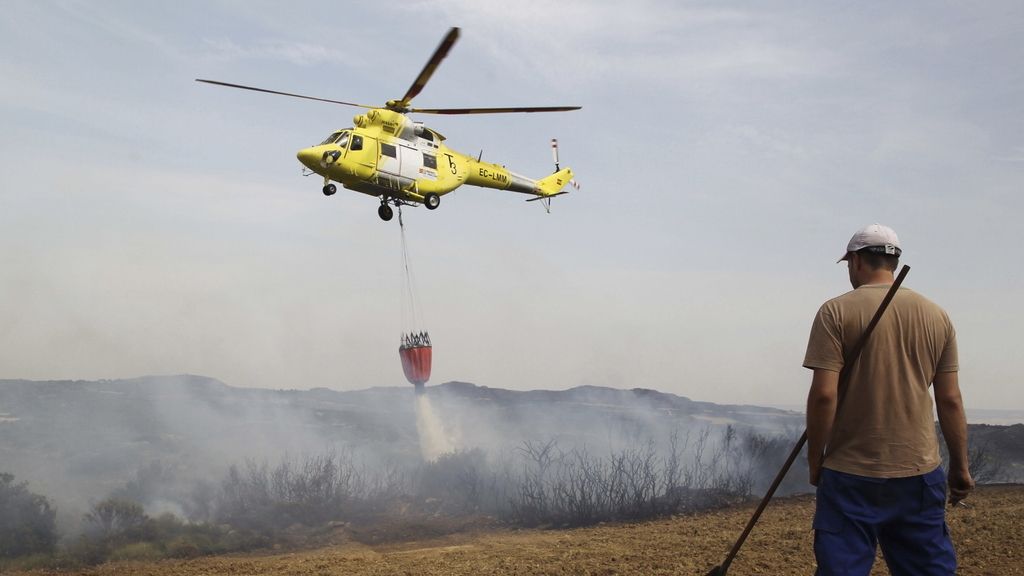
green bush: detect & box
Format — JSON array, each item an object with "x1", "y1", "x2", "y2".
[
  {"x1": 63, "y1": 534, "x2": 111, "y2": 567},
  {"x1": 69, "y1": 497, "x2": 267, "y2": 566},
  {"x1": 165, "y1": 534, "x2": 207, "y2": 559},
  {"x1": 0, "y1": 552, "x2": 61, "y2": 572},
  {"x1": 108, "y1": 542, "x2": 163, "y2": 562},
  {"x1": 0, "y1": 472, "x2": 58, "y2": 558}
]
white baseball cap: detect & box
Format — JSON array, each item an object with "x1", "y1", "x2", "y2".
[{"x1": 838, "y1": 224, "x2": 902, "y2": 262}]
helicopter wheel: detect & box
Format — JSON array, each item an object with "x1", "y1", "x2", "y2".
[
  {"x1": 424, "y1": 193, "x2": 440, "y2": 210},
  {"x1": 378, "y1": 203, "x2": 394, "y2": 221},
  {"x1": 322, "y1": 183, "x2": 337, "y2": 196}
]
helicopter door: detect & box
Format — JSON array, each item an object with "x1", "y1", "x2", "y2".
[
  {"x1": 347, "y1": 134, "x2": 377, "y2": 169},
  {"x1": 378, "y1": 142, "x2": 401, "y2": 176},
  {"x1": 399, "y1": 145, "x2": 422, "y2": 181}
]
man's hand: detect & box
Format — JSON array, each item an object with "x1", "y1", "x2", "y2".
[
  {"x1": 948, "y1": 466, "x2": 975, "y2": 506},
  {"x1": 933, "y1": 372, "x2": 973, "y2": 506}
]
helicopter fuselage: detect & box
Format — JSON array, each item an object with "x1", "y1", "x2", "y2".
[{"x1": 296, "y1": 108, "x2": 572, "y2": 207}]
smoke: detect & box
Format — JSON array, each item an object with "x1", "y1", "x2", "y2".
[
  {"x1": 415, "y1": 393, "x2": 456, "y2": 460},
  {"x1": 0, "y1": 375, "x2": 814, "y2": 538}
]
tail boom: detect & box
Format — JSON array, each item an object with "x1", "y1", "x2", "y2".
[{"x1": 463, "y1": 158, "x2": 574, "y2": 198}]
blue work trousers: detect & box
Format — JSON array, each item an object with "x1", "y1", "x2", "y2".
[{"x1": 813, "y1": 466, "x2": 956, "y2": 576}]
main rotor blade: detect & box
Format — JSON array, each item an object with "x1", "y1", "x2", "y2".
[
  {"x1": 397, "y1": 27, "x2": 460, "y2": 109},
  {"x1": 195, "y1": 79, "x2": 374, "y2": 109},
  {"x1": 410, "y1": 105, "x2": 582, "y2": 115}
]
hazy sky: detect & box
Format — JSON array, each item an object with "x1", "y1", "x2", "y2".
[{"x1": 2, "y1": 1, "x2": 1022, "y2": 410}]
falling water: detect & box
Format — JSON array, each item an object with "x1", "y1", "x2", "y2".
[{"x1": 415, "y1": 393, "x2": 454, "y2": 461}]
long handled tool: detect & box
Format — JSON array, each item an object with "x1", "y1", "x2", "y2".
[{"x1": 705, "y1": 265, "x2": 910, "y2": 576}]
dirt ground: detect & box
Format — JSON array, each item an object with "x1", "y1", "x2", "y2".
[{"x1": 16, "y1": 485, "x2": 1023, "y2": 576}]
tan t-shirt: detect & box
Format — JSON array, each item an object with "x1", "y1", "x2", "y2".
[{"x1": 803, "y1": 284, "x2": 958, "y2": 478}]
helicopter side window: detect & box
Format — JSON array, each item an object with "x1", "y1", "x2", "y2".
[
  {"x1": 381, "y1": 143, "x2": 397, "y2": 158},
  {"x1": 423, "y1": 153, "x2": 437, "y2": 169},
  {"x1": 334, "y1": 131, "x2": 349, "y2": 148},
  {"x1": 320, "y1": 131, "x2": 342, "y2": 145},
  {"x1": 351, "y1": 135, "x2": 363, "y2": 151}
]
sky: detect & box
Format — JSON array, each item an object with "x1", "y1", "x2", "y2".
[{"x1": 1, "y1": 1, "x2": 1022, "y2": 411}]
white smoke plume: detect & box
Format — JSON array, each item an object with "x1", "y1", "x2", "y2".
[{"x1": 415, "y1": 393, "x2": 456, "y2": 460}]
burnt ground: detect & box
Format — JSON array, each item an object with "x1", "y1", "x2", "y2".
[{"x1": 14, "y1": 484, "x2": 1023, "y2": 576}]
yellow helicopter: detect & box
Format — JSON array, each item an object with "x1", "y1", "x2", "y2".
[{"x1": 197, "y1": 27, "x2": 580, "y2": 221}]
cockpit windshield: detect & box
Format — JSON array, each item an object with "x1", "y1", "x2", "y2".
[
  {"x1": 320, "y1": 131, "x2": 342, "y2": 145},
  {"x1": 319, "y1": 130, "x2": 351, "y2": 148}
]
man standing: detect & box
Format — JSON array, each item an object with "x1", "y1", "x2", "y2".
[{"x1": 804, "y1": 224, "x2": 974, "y2": 575}]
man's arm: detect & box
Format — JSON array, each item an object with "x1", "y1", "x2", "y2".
[
  {"x1": 806, "y1": 368, "x2": 839, "y2": 486},
  {"x1": 933, "y1": 371, "x2": 974, "y2": 504}
]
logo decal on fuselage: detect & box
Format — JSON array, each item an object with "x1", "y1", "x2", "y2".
[{"x1": 478, "y1": 168, "x2": 508, "y2": 184}]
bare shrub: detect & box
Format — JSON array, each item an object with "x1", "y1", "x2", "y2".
[
  {"x1": 504, "y1": 426, "x2": 764, "y2": 527},
  {"x1": 510, "y1": 439, "x2": 558, "y2": 525},
  {"x1": 968, "y1": 441, "x2": 1006, "y2": 483},
  {"x1": 418, "y1": 449, "x2": 488, "y2": 514},
  {"x1": 742, "y1": 427, "x2": 806, "y2": 496},
  {"x1": 218, "y1": 452, "x2": 352, "y2": 531},
  {"x1": 938, "y1": 427, "x2": 1009, "y2": 484},
  {"x1": 84, "y1": 498, "x2": 147, "y2": 541},
  {"x1": 683, "y1": 427, "x2": 713, "y2": 490},
  {"x1": 205, "y1": 426, "x2": 795, "y2": 536}
]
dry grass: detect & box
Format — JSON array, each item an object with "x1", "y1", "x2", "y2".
[{"x1": 14, "y1": 485, "x2": 1023, "y2": 575}]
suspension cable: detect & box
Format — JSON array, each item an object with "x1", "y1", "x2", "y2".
[{"x1": 398, "y1": 205, "x2": 423, "y2": 337}]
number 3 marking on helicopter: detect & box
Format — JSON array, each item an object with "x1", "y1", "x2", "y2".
[{"x1": 445, "y1": 153, "x2": 457, "y2": 175}]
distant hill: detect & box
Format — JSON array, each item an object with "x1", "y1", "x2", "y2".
[{"x1": 0, "y1": 375, "x2": 805, "y2": 467}]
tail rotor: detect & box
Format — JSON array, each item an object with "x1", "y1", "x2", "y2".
[
  {"x1": 536, "y1": 139, "x2": 579, "y2": 213},
  {"x1": 551, "y1": 139, "x2": 579, "y2": 190}
]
